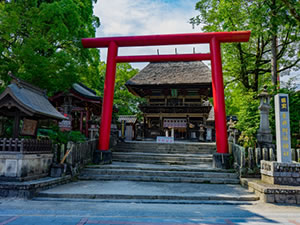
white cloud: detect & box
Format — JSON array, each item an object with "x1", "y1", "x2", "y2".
[{"x1": 93, "y1": 0, "x2": 208, "y2": 69}]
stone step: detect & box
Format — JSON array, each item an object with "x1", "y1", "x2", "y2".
[
  {"x1": 113, "y1": 142, "x2": 216, "y2": 154},
  {"x1": 113, "y1": 147, "x2": 215, "y2": 154},
  {"x1": 85, "y1": 163, "x2": 234, "y2": 173},
  {"x1": 36, "y1": 193, "x2": 258, "y2": 202},
  {"x1": 35, "y1": 181, "x2": 259, "y2": 203},
  {"x1": 78, "y1": 174, "x2": 240, "y2": 184},
  {"x1": 113, "y1": 152, "x2": 213, "y2": 158},
  {"x1": 112, "y1": 152, "x2": 213, "y2": 165},
  {"x1": 80, "y1": 168, "x2": 239, "y2": 179},
  {"x1": 113, "y1": 159, "x2": 213, "y2": 166}
]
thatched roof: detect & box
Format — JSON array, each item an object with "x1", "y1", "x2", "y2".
[{"x1": 126, "y1": 61, "x2": 211, "y2": 87}]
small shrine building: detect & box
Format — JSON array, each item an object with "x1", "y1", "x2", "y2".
[
  {"x1": 126, "y1": 61, "x2": 215, "y2": 141},
  {"x1": 0, "y1": 75, "x2": 66, "y2": 138},
  {"x1": 50, "y1": 83, "x2": 103, "y2": 138}
]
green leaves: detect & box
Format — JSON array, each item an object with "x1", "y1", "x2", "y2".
[
  {"x1": 0, "y1": 0, "x2": 100, "y2": 95},
  {"x1": 191, "y1": 0, "x2": 300, "y2": 92},
  {"x1": 91, "y1": 62, "x2": 142, "y2": 116}
]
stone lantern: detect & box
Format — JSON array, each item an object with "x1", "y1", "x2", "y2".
[
  {"x1": 257, "y1": 86, "x2": 273, "y2": 148},
  {"x1": 199, "y1": 124, "x2": 205, "y2": 142}
]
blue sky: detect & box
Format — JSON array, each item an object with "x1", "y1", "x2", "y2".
[
  {"x1": 93, "y1": 0, "x2": 299, "y2": 88},
  {"x1": 93, "y1": 0, "x2": 208, "y2": 69}
]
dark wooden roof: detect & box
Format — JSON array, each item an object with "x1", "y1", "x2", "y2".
[
  {"x1": 71, "y1": 83, "x2": 101, "y2": 101},
  {"x1": 126, "y1": 61, "x2": 211, "y2": 87},
  {"x1": 0, "y1": 78, "x2": 66, "y2": 120}
]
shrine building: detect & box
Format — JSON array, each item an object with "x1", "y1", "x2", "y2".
[
  {"x1": 126, "y1": 61, "x2": 215, "y2": 141},
  {"x1": 50, "y1": 83, "x2": 103, "y2": 138}
]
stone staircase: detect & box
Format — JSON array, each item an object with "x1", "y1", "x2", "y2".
[
  {"x1": 35, "y1": 141, "x2": 259, "y2": 204},
  {"x1": 111, "y1": 141, "x2": 215, "y2": 166},
  {"x1": 79, "y1": 141, "x2": 240, "y2": 184}
]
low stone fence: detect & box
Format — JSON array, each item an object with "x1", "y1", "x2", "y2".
[
  {"x1": 52, "y1": 139, "x2": 97, "y2": 174},
  {"x1": 230, "y1": 142, "x2": 300, "y2": 176},
  {"x1": 0, "y1": 138, "x2": 53, "y2": 181},
  {"x1": 0, "y1": 138, "x2": 52, "y2": 154}
]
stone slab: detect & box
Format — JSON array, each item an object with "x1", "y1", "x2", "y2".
[
  {"x1": 241, "y1": 178, "x2": 300, "y2": 205},
  {"x1": 0, "y1": 175, "x2": 72, "y2": 199},
  {"x1": 37, "y1": 180, "x2": 258, "y2": 202}
]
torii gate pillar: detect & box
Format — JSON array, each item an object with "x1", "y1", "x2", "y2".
[{"x1": 82, "y1": 31, "x2": 251, "y2": 166}]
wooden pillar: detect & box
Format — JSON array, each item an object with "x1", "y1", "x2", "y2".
[
  {"x1": 186, "y1": 115, "x2": 189, "y2": 140},
  {"x1": 12, "y1": 112, "x2": 20, "y2": 138},
  {"x1": 85, "y1": 111, "x2": 90, "y2": 137},
  {"x1": 80, "y1": 111, "x2": 83, "y2": 134},
  {"x1": 143, "y1": 115, "x2": 146, "y2": 138}
]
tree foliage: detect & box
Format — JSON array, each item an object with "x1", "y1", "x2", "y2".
[
  {"x1": 190, "y1": 0, "x2": 299, "y2": 92},
  {"x1": 191, "y1": 0, "x2": 300, "y2": 147},
  {"x1": 89, "y1": 62, "x2": 143, "y2": 116},
  {"x1": 0, "y1": 0, "x2": 100, "y2": 95}
]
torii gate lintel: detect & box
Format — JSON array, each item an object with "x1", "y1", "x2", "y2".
[{"x1": 81, "y1": 31, "x2": 251, "y2": 163}]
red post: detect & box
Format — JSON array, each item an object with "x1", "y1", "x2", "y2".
[
  {"x1": 98, "y1": 41, "x2": 118, "y2": 151},
  {"x1": 210, "y1": 37, "x2": 228, "y2": 154}
]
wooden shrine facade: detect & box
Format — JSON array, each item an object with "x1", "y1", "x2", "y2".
[
  {"x1": 50, "y1": 83, "x2": 103, "y2": 138},
  {"x1": 0, "y1": 74, "x2": 66, "y2": 139},
  {"x1": 126, "y1": 61, "x2": 215, "y2": 141}
]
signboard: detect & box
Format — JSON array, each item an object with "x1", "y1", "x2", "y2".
[
  {"x1": 163, "y1": 119, "x2": 186, "y2": 128},
  {"x1": 275, "y1": 94, "x2": 291, "y2": 163},
  {"x1": 59, "y1": 114, "x2": 72, "y2": 131},
  {"x1": 21, "y1": 119, "x2": 38, "y2": 136},
  {"x1": 156, "y1": 136, "x2": 174, "y2": 144}
]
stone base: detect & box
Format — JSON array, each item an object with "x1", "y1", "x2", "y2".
[
  {"x1": 0, "y1": 175, "x2": 72, "y2": 199},
  {"x1": 261, "y1": 160, "x2": 300, "y2": 186},
  {"x1": 0, "y1": 153, "x2": 53, "y2": 181},
  {"x1": 213, "y1": 153, "x2": 231, "y2": 169},
  {"x1": 93, "y1": 150, "x2": 112, "y2": 164},
  {"x1": 50, "y1": 163, "x2": 67, "y2": 177},
  {"x1": 241, "y1": 178, "x2": 300, "y2": 205}
]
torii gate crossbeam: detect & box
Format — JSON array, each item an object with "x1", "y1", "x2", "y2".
[{"x1": 82, "y1": 31, "x2": 251, "y2": 163}]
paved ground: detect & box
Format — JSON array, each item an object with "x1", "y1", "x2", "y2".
[
  {"x1": 38, "y1": 180, "x2": 255, "y2": 198},
  {"x1": 0, "y1": 198, "x2": 299, "y2": 225}
]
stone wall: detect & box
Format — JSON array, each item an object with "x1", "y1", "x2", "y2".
[
  {"x1": 261, "y1": 160, "x2": 300, "y2": 186},
  {"x1": 0, "y1": 153, "x2": 53, "y2": 181}
]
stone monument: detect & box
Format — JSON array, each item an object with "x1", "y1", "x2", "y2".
[
  {"x1": 257, "y1": 86, "x2": 273, "y2": 148},
  {"x1": 260, "y1": 93, "x2": 300, "y2": 186}
]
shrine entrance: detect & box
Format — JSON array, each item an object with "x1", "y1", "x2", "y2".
[{"x1": 81, "y1": 31, "x2": 251, "y2": 162}]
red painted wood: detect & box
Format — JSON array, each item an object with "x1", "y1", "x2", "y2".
[
  {"x1": 98, "y1": 42, "x2": 118, "y2": 151},
  {"x1": 210, "y1": 38, "x2": 228, "y2": 154},
  {"x1": 116, "y1": 53, "x2": 211, "y2": 63},
  {"x1": 82, "y1": 31, "x2": 250, "y2": 48},
  {"x1": 82, "y1": 31, "x2": 251, "y2": 154}
]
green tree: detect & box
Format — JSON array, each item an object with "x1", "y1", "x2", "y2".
[
  {"x1": 191, "y1": 0, "x2": 299, "y2": 147},
  {"x1": 90, "y1": 62, "x2": 143, "y2": 116},
  {"x1": 190, "y1": 0, "x2": 299, "y2": 92},
  {"x1": 0, "y1": 0, "x2": 100, "y2": 95}
]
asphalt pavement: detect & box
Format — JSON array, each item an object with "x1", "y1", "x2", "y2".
[{"x1": 0, "y1": 197, "x2": 299, "y2": 225}]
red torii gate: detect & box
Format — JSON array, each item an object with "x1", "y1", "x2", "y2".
[{"x1": 82, "y1": 31, "x2": 251, "y2": 163}]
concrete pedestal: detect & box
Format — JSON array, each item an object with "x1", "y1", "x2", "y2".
[
  {"x1": 93, "y1": 150, "x2": 112, "y2": 164},
  {"x1": 0, "y1": 153, "x2": 53, "y2": 181},
  {"x1": 213, "y1": 153, "x2": 231, "y2": 169},
  {"x1": 261, "y1": 160, "x2": 300, "y2": 186}
]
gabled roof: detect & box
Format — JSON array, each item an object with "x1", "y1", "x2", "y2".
[
  {"x1": 0, "y1": 77, "x2": 66, "y2": 120},
  {"x1": 71, "y1": 83, "x2": 101, "y2": 101},
  {"x1": 126, "y1": 61, "x2": 211, "y2": 87}
]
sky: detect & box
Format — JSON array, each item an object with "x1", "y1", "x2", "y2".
[
  {"x1": 93, "y1": 0, "x2": 299, "y2": 89},
  {"x1": 93, "y1": 0, "x2": 207, "y2": 69}
]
